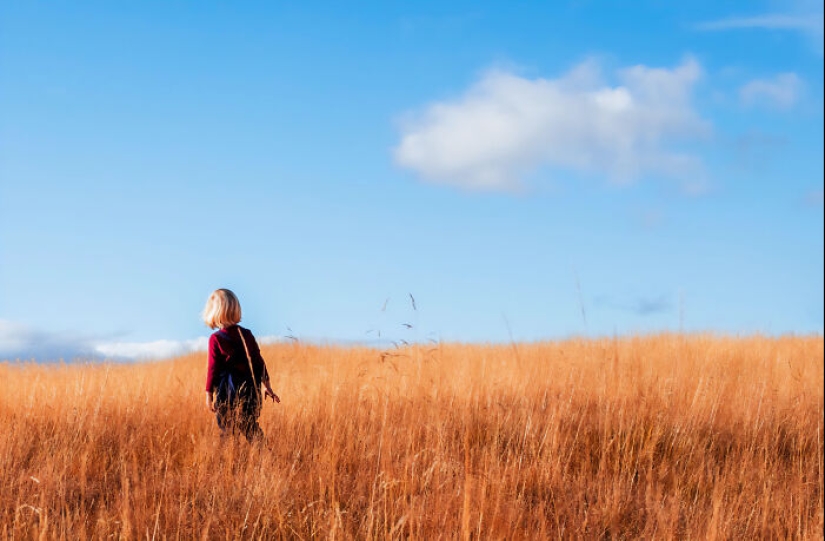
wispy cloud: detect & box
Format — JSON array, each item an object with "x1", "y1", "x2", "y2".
[
  {"x1": 739, "y1": 73, "x2": 803, "y2": 109},
  {"x1": 693, "y1": 3, "x2": 825, "y2": 53},
  {"x1": 393, "y1": 57, "x2": 709, "y2": 193},
  {"x1": 694, "y1": 14, "x2": 821, "y2": 32},
  {"x1": 633, "y1": 296, "x2": 673, "y2": 316},
  {"x1": 595, "y1": 295, "x2": 673, "y2": 316},
  {"x1": 0, "y1": 319, "x2": 281, "y2": 362}
]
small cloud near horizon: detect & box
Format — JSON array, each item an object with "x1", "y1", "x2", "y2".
[
  {"x1": 93, "y1": 338, "x2": 209, "y2": 360},
  {"x1": 594, "y1": 295, "x2": 673, "y2": 316},
  {"x1": 0, "y1": 319, "x2": 282, "y2": 362},
  {"x1": 0, "y1": 319, "x2": 98, "y2": 362},
  {"x1": 393, "y1": 57, "x2": 710, "y2": 194}
]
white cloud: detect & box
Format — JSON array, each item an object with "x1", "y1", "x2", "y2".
[
  {"x1": 0, "y1": 320, "x2": 28, "y2": 354},
  {"x1": 393, "y1": 58, "x2": 709, "y2": 193},
  {"x1": 739, "y1": 73, "x2": 803, "y2": 109},
  {"x1": 93, "y1": 333, "x2": 283, "y2": 360},
  {"x1": 0, "y1": 319, "x2": 281, "y2": 362},
  {"x1": 0, "y1": 319, "x2": 96, "y2": 361},
  {"x1": 93, "y1": 338, "x2": 209, "y2": 360}
]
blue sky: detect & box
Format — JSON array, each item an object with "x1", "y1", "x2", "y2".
[{"x1": 1, "y1": 1, "x2": 822, "y2": 360}]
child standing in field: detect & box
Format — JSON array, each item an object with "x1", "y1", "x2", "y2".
[{"x1": 202, "y1": 288, "x2": 279, "y2": 442}]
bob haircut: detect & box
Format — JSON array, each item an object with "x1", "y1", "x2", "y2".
[{"x1": 202, "y1": 289, "x2": 242, "y2": 329}]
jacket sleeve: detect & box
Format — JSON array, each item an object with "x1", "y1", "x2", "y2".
[
  {"x1": 205, "y1": 333, "x2": 222, "y2": 392},
  {"x1": 246, "y1": 330, "x2": 270, "y2": 383}
]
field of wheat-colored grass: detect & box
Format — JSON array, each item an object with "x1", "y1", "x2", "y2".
[{"x1": 0, "y1": 334, "x2": 822, "y2": 539}]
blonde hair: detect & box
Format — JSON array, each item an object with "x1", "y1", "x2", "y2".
[{"x1": 202, "y1": 289, "x2": 242, "y2": 329}]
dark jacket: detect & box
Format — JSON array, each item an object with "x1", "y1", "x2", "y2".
[{"x1": 205, "y1": 325, "x2": 269, "y2": 393}]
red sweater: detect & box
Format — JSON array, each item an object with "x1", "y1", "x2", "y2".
[{"x1": 205, "y1": 325, "x2": 270, "y2": 392}]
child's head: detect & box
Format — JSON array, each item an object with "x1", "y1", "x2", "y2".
[{"x1": 202, "y1": 288, "x2": 242, "y2": 329}]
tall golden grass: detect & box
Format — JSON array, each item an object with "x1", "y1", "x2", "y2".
[{"x1": 0, "y1": 334, "x2": 822, "y2": 539}]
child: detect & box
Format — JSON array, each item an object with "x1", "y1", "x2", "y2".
[{"x1": 202, "y1": 288, "x2": 279, "y2": 441}]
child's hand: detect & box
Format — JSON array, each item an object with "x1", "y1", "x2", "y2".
[
  {"x1": 205, "y1": 391, "x2": 216, "y2": 412},
  {"x1": 264, "y1": 384, "x2": 280, "y2": 403}
]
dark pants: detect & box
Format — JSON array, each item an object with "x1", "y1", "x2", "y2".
[{"x1": 214, "y1": 375, "x2": 263, "y2": 442}]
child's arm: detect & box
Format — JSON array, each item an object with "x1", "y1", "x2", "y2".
[
  {"x1": 205, "y1": 334, "x2": 221, "y2": 411},
  {"x1": 262, "y1": 380, "x2": 280, "y2": 403}
]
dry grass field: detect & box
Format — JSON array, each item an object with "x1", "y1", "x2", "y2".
[{"x1": 0, "y1": 334, "x2": 822, "y2": 539}]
